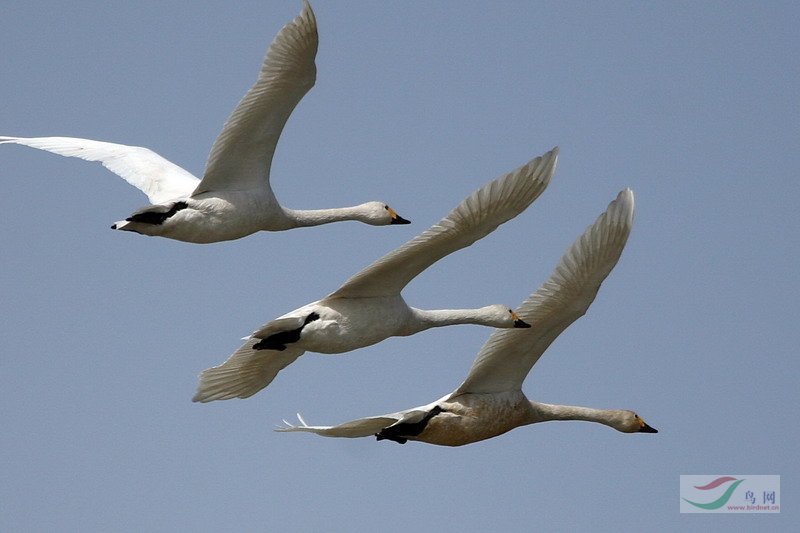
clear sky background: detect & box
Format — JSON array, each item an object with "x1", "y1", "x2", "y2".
[{"x1": 1, "y1": 1, "x2": 797, "y2": 531}]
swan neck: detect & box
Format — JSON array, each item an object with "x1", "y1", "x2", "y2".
[
  {"x1": 409, "y1": 307, "x2": 497, "y2": 333},
  {"x1": 527, "y1": 401, "x2": 619, "y2": 428},
  {"x1": 283, "y1": 206, "x2": 365, "y2": 227}
]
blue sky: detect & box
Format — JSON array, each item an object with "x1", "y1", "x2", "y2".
[{"x1": 1, "y1": 1, "x2": 797, "y2": 531}]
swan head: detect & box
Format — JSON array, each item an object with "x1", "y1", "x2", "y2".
[
  {"x1": 358, "y1": 202, "x2": 411, "y2": 226},
  {"x1": 485, "y1": 305, "x2": 531, "y2": 328},
  {"x1": 612, "y1": 410, "x2": 658, "y2": 434}
]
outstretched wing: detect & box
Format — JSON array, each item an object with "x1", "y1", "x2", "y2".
[
  {"x1": 454, "y1": 189, "x2": 635, "y2": 395},
  {"x1": 275, "y1": 403, "x2": 436, "y2": 439},
  {"x1": 194, "y1": 1, "x2": 318, "y2": 196},
  {"x1": 0, "y1": 136, "x2": 199, "y2": 204},
  {"x1": 275, "y1": 413, "x2": 405, "y2": 438},
  {"x1": 329, "y1": 148, "x2": 558, "y2": 299},
  {"x1": 192, "y1": 341, "x2": 304, "y2": 402}
]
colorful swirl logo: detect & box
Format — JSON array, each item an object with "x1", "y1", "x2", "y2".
[{"x1": 682, "y1": 476, "x2": 745, "y2": 510}]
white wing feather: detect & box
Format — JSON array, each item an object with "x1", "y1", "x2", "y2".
[
  {"x1": 274, "y1": 402, "x2": 438, "y2": 438},
  {"x1": 0, "y1": 136, "x2": 199, "y2": 204},
  {"x1": 275, "y1": 413, "x2": 403, "y2": 438},
  {"x1": 454, "y1": 189, "x2": 635, "y2": 395},
  {"x1": 251, "y1": 315, "x2": 308, "y2": 339},
  {"x1": 192, "y1": 341, "x2": 304, "y2": 402},
  {"x1": 329, "y1": 147, "x2": 559, "y2": 299},
  {"x1": 194, "y1": 0, "x2": 317, "y2": 196}
]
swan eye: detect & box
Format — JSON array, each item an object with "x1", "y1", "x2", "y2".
[{"x1": 384, "y1": 205, "x2": 389, "y2": 210}]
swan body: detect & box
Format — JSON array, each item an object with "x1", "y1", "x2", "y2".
[
  {"x1": 277, "y1": 189, "x2": 659, "y2": 446},
  {"x1": 255, "y1": 300, "x2": 528, "y2": 354},
  {"x1": 0, "y1": 2, "x2": 409, "y2": 243},
  {"x1": 192, "y1": 147, "x2": 559, "y2": 402}
]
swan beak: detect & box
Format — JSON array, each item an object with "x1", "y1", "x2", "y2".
[
  {"x1": 638, "y1": 420, "x2": 658, "y2": 433},
  {"x1": 388, "y1": 207, "x2": 411, "y2": 225},
  {"x1": 511, "y1": 311, "x2": 531, "y2": 328}
]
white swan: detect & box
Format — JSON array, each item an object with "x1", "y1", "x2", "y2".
[
  {"x1": 0, "y1": 1, "x2": 409, "y2": 243},
  {"x1": 192, "y1": 147, "x2": 559, "y2": 402},
  {"x1": 276, "y1": 189, "x2": 658, "y2": 446}
]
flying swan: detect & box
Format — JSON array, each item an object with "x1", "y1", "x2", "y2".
[
  {"x1": 276, "y1": 189, "x2": 658, "y2": 446},
  {"x1": 0, "y1": 1, "x2": 409, "y2": 243},
  {"x1": 192, "y1": 147, "x2": 558, "y2": 402}
]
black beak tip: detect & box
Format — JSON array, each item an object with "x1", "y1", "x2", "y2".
[
  {"x1": 639, "y1": 423, "x2": 658, "y2": 434},
  {"x1": 514, "y1": 319, "x2": 532, "y2": 328},
  {"x1": 391, "y1": 215, "x2": 411, "y2": 225}
]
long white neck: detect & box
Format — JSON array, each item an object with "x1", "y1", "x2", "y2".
[
  {"x1": 407, "y1": 307, "x2": 504, "y2": 335},
  {"x1": 283, "y1": 206, "x2": 371, "y2": 228},
  {"x1": 526, "y1": 401, "x2": 625, "y2": 430}
]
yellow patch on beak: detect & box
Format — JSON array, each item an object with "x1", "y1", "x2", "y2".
[
  {"x1": 510, "y1": 311, "x2": 531, "y2": 328},
  {"x1": 387, "y1": 206, "x2": 410, "y2": 225}
]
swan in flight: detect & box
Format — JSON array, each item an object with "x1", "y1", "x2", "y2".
[
  {"x1": 0, "y1": 1, "x2": 409, "y2": 243},
  {"x1": 192, "y1": 147, "x2": 558, "y2": 402},
  {"x1": 277, "y1": 189, "x2": 658, "y2": 446}
]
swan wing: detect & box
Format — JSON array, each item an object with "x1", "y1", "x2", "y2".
[
  {"x1": 192, "y1": 341, "x2": 304, "y2": 402},
  {"x1": 455, "y1": 189, "x2": 635, "y2": 395},
  {"x1": 330, "y1": 148, "x2": 558, "y2": 298},
  {"x1": 251, "y1": 316, "x2": 308, "y2": 339},
  {"x1": 275, "y1": 413, "x2": 405, "y2": 438},
  {"x1": 194, "y1": 1, "x2": 317, "y2": 196},
  {"x1": 0, "y1": 135, "x2": 199, "y2": 204},
  {"x1": 275, "y1": 405, "x2": 435, "y2": 438}
]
